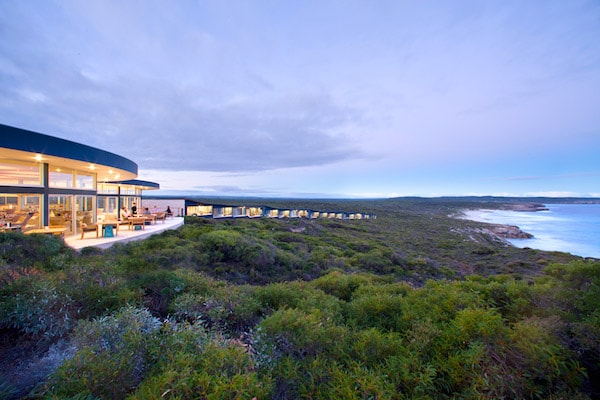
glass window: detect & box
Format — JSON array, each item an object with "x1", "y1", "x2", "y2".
[
  {"x1": 187, "y1": 205, "x2": 212, "y2": 216},
  {"x1": 23, "y1": 195, "x2": 40, "y2": 210},
  {"x1": 121, "y1": 186, "x2": 136, "y2": 195},
  {"x1": 0, "y1": 195, "x2": 18, "y2": 208},
  {"x1": 76, "y1": 172, "x2": 95, "y2": 189},
  {"x1": 49, "y1": 169, "x2": 74, "y2": 188},
  {"x1": 0, "y1": 161, "x2": 42, "y2": 186},
  {"x1": 75, "y1": 195, "x2": 95, "y2": 231},
  {"x1": 97, "y1": 183, "x2": 119, "y2": 194},
  {"x1": 49, "y1": 195, "x2": 73, "y2": 232},
  {"x1": 97, "y1": 196, "x2": 118, "y2": 217},
  {"x1": 121, "y1": 196, "x2": 140, "y2": 216}
]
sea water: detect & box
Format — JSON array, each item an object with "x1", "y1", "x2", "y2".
[{"x1": 462, "y1": 204, "x2": 600, "y2": 258}]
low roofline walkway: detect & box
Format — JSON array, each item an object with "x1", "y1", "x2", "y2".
[{"x1": 65, "y1": 217, "x2": 184, "y2": 250}]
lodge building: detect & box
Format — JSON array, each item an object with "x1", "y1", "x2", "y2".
[
  {"x1": 1, "y1": 123, "x2": 375, "y2": 241},
  {"x1": 0, "y1": 124, "x2": 159, "y2": 237}
]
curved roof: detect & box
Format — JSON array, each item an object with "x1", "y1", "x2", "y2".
[
  {"x1": 110, "y1": 179, "x2": 160, "y2": 190},
  {"x1": 0, "y1": 124, "x2": 138, "y2": 181}
]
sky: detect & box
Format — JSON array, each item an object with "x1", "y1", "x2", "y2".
[{"x1": 1, "y1": 0, "x2": 599, "y2": 198}]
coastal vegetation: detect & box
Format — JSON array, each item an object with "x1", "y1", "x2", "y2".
[{"x1": 1, "y1": 197, "x2": 598, "y2": 399}]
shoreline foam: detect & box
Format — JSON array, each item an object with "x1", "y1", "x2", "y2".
[
  {"x1": 457, "y1": 204, "x2": 600, "y2": 259},
  {"x1": 456, "y1": 209, "x2": 534, "y2": 240}
]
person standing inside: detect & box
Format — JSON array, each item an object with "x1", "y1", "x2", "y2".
[{"x1": 131, "y1": 202, "x2": 137, "y2": 216}]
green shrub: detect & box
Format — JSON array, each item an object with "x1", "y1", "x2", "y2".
[
  {"x1": 0, "y1": 231, "x2": 74, "y2": 272},
  {"x1": 344, "y1": 291, "x2": 405, "y2": 331},
  {"x1": 351, "y1": 249, "x2": 395, "y2": 274},
  {"x1": 507, "y1": 315, "x2": 583, "y2": 396},
  {"x1": 131, "y1": 325, "x2": 271, "y2": 400},
  {"x1": 324, "y1": 361, "x2": 396, "y2": 399},
  {"x1": 253, "y1": 281, "x2": 342, "y2": 319},
  {"x1": 400, "y1": 280, "x2": 486, "y2": 325},
  {"x1": 545, "y1": 260, "x2": 600, "y2": 322},
  {"x1": 256, "y1": 308, "x2": 348, "y2": 361},
  {"x1": 170, "y1": 286, "x2": 261, "y2": 334},
  {"x1": 199, "y1": 230, "x2": 275, "y2": 267},
  {"x1": 312, "y1": 270, "x2": 379, "y2": 301},
  {"x1": 0, "y1": 278, "x2": 77, "y2": 338},
  {"x1": 129, "y1": 270, "x2": 186, "y2": 316},
  {"x1": 384, "y1": 350, "x2": 437, "y2": 398},
  {"x1": 347, "y1": 328, "x2": 404, "y2": 365},
  {"x1": 449, "y1": 307, "x2": 506, "y2": 342},
  {"x1": 53, "y1": 262, "x2": 140, "y2": 318},
  {"x1": 352, "y1": 281, "x2": 413, "y2": 298},
  {"x1": 306, "y1": 246, "x2": 346, "y2": 271},
  {"x1": 48, "y1": 306, "x2": 161, "y2": 399},
  {"x1": 279, "y1": 356, "x2": 396, "y2": 399}
]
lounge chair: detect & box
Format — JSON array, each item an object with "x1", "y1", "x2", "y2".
[
  {"x1": 154, "y1": 212, "x2": 166, "y2": 223},
  {"x1": 79, "y1": 221, "x2": 99, "y2": 239}
]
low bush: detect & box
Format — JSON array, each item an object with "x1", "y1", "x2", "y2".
[
  {"x1": 0, "y1": 232, "x2": 74, "y2": 272},
  {"x1": 312, "y1": 270, "x2": 380, "y2": 301},
  {"x1": 52, "y1": 262, "x2": 140, "y2": 318},
  {"x1": 129, "y1": 270, "x2": 186, "y2": 316},
  {"x1": 47, "y1": 306, "x2": 161, "y2": 399},
  {"x1": 131, "y1": 323, "x2": 271, "y2": 400},
  {"x1": 0, "y1": 278, "x2": 77, "y2": 339},
  {"x1": 252, "y1": 281, "x2": 342, "y2": 320},
  {"x1": 344, "y1": 291, "x2": 405, "y2": 331},
  {"x1": 1, "y1": 201, "x2": 598, "y2": 399},
  {"x1": 170, "y1": 285, "x2": 261, "y2": 334},
  {"x1": 256, "y1": 308, "x2": 348, "y2": 362}
]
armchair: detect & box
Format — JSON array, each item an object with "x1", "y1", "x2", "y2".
[{"x1": 79, "y1": 220, "x2": 99, "y2": 239}]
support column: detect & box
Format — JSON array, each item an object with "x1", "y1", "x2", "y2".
[{"x1": 42, "y1": 163, "x2": 49, "y2": 227}]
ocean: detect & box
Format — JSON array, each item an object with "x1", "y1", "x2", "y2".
[{"x1": 461, "y1": 203, "x2": 600, "y2": 259}]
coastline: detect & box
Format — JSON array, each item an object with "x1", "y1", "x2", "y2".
[
  {"x1": 455, "y1": 202, "x2": 548, "y2": 240},
  {"x1": 458, "y1": 202, "x2": 549, "y2": 238},
  {"x1": 456, "y1": 209, "x2": 534, "y2": 243},
  {"x1": 457, "y1": 204, "x2": 600, "y2": 259},
  {"x1": 500, "y1": 202, "x2": 549, "y2": 212}
]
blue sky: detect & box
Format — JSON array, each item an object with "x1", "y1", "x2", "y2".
[{"x1": 1, "y1": 0, "x2": 599, "y2": 198}]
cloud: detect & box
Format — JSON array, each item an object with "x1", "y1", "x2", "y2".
[
  {"x1": 0, "y1": 1, "x2": 369, "y2": 173},
  {"x1": 1, "y1": 54, "x2": 367, "y2": 173}
]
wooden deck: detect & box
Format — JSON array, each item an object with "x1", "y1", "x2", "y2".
[{"x1": 64, "y1": 217, "x2": 184, "y2": 250}]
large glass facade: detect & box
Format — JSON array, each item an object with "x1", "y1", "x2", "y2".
[
  {"x1": 122, "y1": 196, "x2": 141, "y2": 216},
  {"x1": 76, "y1": 172, "x2": 94, "y2": 189},
  {"x1": 1, "y1": 124, "x2": 157, "y2": 237},
  {"x1": 75, "y1": 195, "x2": 95, "y2": 235},
  {"x1": 0, "y1": 161, "x2": 42, "y2": 186},
  {"x1": 0, "y1": 156, "x2": 151, "y2": 236},
  {"x1": 50, "y1": 169, "x2": 96, "y2": 189},
  {"x1": 0, "y1": 159, "x2": 94, "y2": 234},
  {"x1": 97, "y1": 196, "x2": 118, "y2": 221},
  {"x1": 97, "y1": 183, "x2": 119, "y2": 194},
  {"x1": 50, "y1": 169, "x2": 75, "y2": 188},
  {"x1": 97, "y1": 183, "x2": 143, "y2": 219},
  {"x1": 49, "y1": 195, "x2": 74, "y2": 234},
  {"x1": 187, "y1": 205, "x2": 213, "y2": 216},
  {"x1": 0, "y1": 193, "x2": 42, "y2": 231}
]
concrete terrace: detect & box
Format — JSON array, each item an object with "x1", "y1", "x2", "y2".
[{"x1": 65, "y1": 217, "x2": 184, "y2": 250}]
